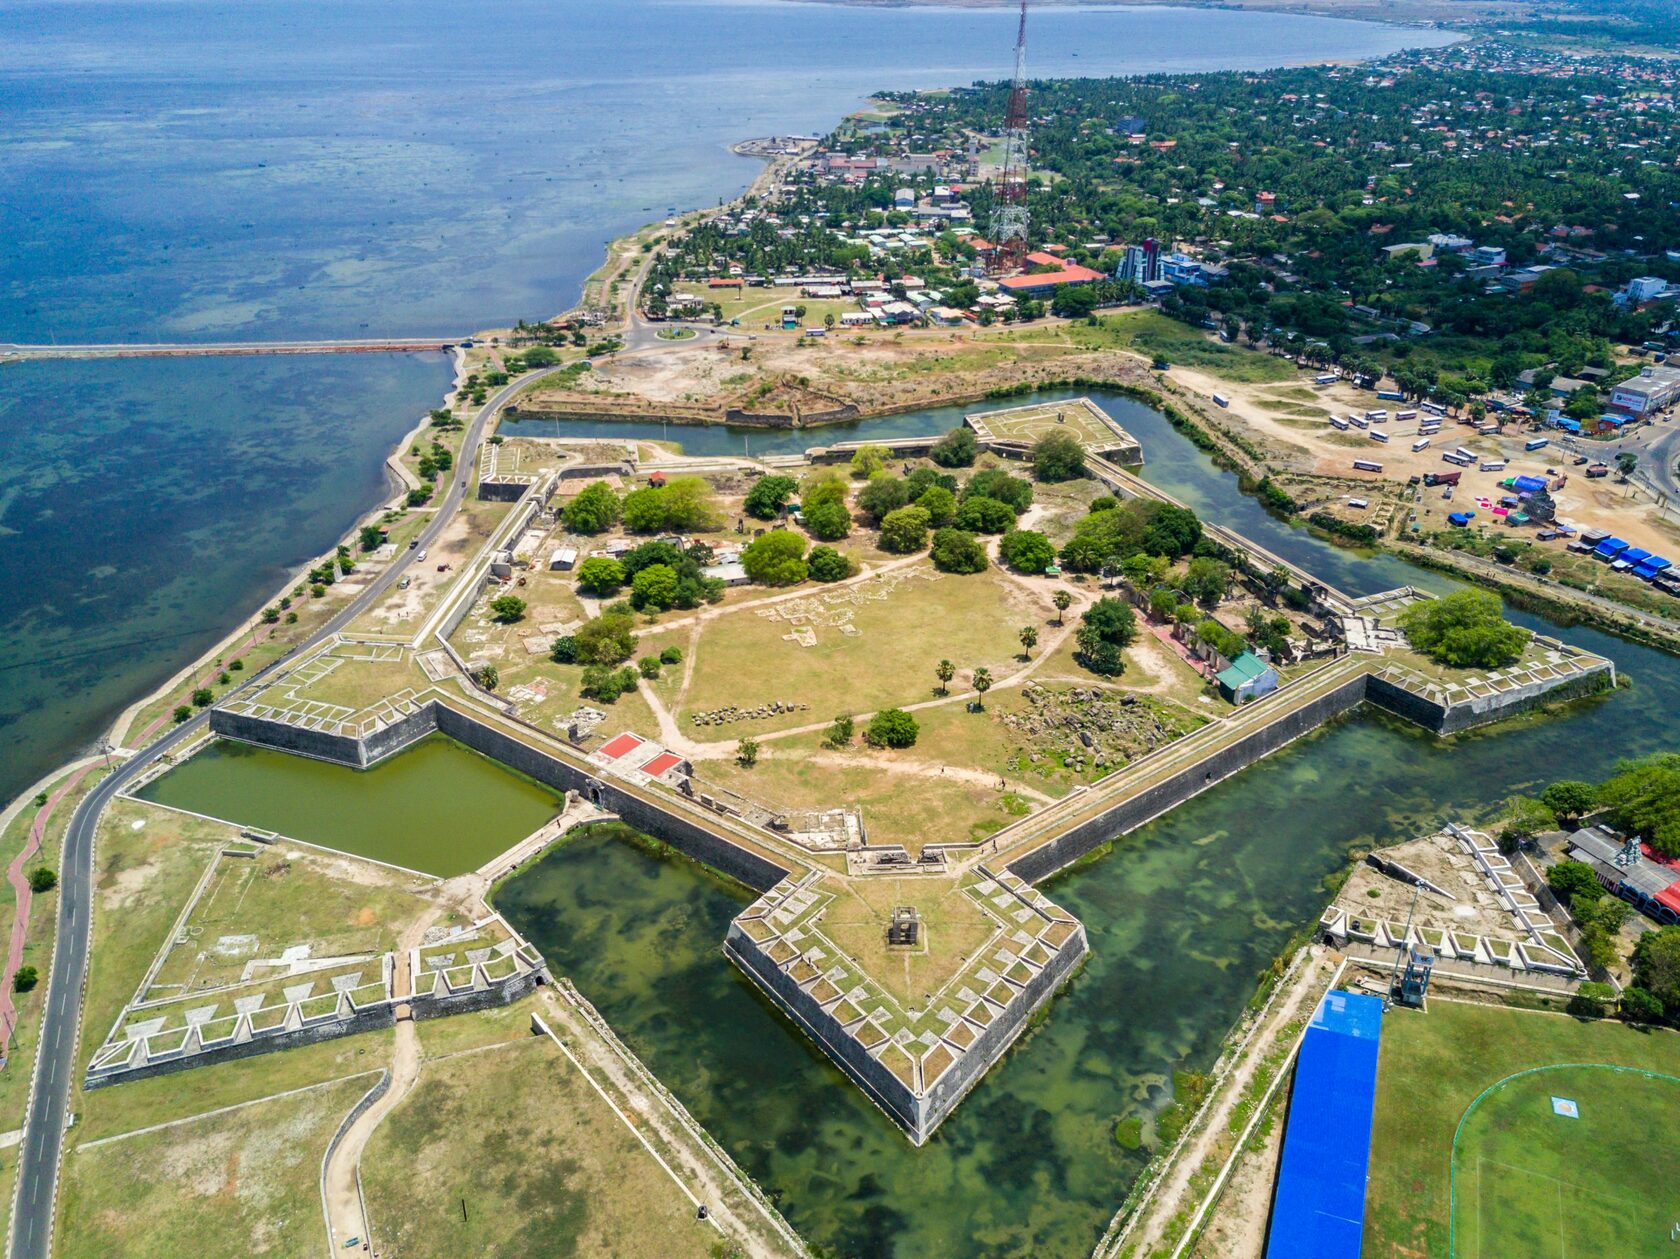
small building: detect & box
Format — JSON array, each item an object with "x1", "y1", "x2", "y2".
[
  {"x1": 548, "y1": 546, "x2": 578, "y2": 572},
  {"x1": 1215, "y1": 652, "x2": 1279, "y2": 704},
  {"x1": 1564, "y1": 825, "x2": 1680, "y2": 926}
]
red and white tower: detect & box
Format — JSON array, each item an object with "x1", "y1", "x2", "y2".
[{"x1": 989, "y1": 0, "x2": 1031, "y2": 274}]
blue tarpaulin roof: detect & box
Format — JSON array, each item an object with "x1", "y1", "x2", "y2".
[
  {"x1": 1265, "y1": 991, "x2": 1385, "y2": 1259},
  {"x1": 1512, "y1": 475, "x2": 1547, "y2": 493},
  {"x1": 1557, "y1": 418, "x2": 1582, "y2": 432},
  {"x1": 1622, "y1": 547, "x2": 1652, "y2": 564},
  {"x1": 1596, "y1": 537, "x2": 1630, "y2": 557}
]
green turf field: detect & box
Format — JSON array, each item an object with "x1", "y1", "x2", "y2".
[
  {"x1": 1452, "y1": 1065, "x2": 1680, "y2": 1259},
  {"x1": 1365, "y1": 1001, "x2": 1680, "y2": 1259}
]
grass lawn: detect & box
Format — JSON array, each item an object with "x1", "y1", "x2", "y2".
[
  {"x1": 1365, "y1": 1000, "x2": 1680, "y2": 1259},
  {"x1": 821, "y1": 877, "x2": 997, "y2": 1008},
  {"x1": 144, "y1": 845, "x2": 429, "y2": 1000},
  {"x1": 362, "y1": 1036, "x2": 713, "y2": 1259},
  {"x1": 670, "y1": 564, "x2": 1046, "y2": 734},
  {"x1": 58, "y1": 1074, "x2": 375, "y2": 1259},
  {"x1": 1451, "y1": 1064, "x2": 1680, "y2": 1259}
]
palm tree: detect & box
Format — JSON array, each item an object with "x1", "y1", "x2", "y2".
[
  {"x1": 972, "y1": 666, "x2": 993, "y2": 709},
  {"x1": 936, "y1": 659, "x2": 956, "y2": 695},
  {"x1": 1019, "y1": 626, "x2": 1038, "y2": 659},
  {"x1": 1053, "y1": 589, "x2": 1072, "y2": 625}
]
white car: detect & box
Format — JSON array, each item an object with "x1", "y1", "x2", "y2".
[{"x1": 417, "y1": 549, "x2": 428, "y2": 561}]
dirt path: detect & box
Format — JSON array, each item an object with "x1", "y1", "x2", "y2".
[
  {"x1": 1101, "y1": 948, "x2": 1338, "y2": 1259},
  {"x1": 534, "y1": 985, "x2": 805, "y2": 1259},
  {"x1": 321, "y1": 907, "x2": 442, "y2": 1252},
  {"x1": 797, "y1": 750, "x2": 1057, "y2": 803}
]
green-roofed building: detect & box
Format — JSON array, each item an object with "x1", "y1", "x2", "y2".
[{"x1": 1215, "y1": 651, "x2": 1279, "y2": 704}]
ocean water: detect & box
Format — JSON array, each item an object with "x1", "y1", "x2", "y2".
[
  {"x1": 0, "y1": 353, "x2": 448, "y2": 802},
  {"x1": 0, "y1": 0, "x2": 1453, "y2": 800}
]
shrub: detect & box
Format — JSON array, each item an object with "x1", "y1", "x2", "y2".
[
  {"x1": 1031, "y1": 431, "x2": 1087, "y2": 482},
  {"x1": 999, "y1": 529, "x2": 1055, "y2": 573},
  {"x1": 803, "y1": 498, "x2": 853, "y2": 541},
  {"x1": 630, "y1": 563, "x2": 680, "y2": 611},
  {"x1": 742, "y1": 530, "x2": 809, "y2": 585},
  {"x1": 12, "y1": 967, "x2": 37, "y2": 994},
  {"x1": 930, "y1": 427, "x2": 978, "y2": 467},
  {"x1": 191, "y1": 688, "x2": 214, "y2": 708},
  {"x1": 659, "y1": 645, "x2": 684, "y2": 665},
  {"x1": 638, "y1": 656, "x2": 662, "y2": 679},
  {"x1": 27, "y1": 867, "x2": 56, "y2": 894},
  {"x1": 962, "y1": 469, "x2": 1032, "y2": 513},
  {"x1": 574, "y1": 613, "x2": 636, "y2": 665},
  {"x1": 930, "y1": 528, "x2": 988, "y2": 574},
  {"x1": 865, "y1": 708, "x2": 919, "y2": 749},
  {"x1": 825, "y1": 714, "x2": 854, "y2": 748},
  {"x1": 914, "y1": 484, "x2": 957, "y2": 526},
  {"x1": 808, "y1": 545, "x2": 854, "y2": 582},
  {"x1": 172, "y1": 705, "x2": 192, "y2": 724},
  {"x1": 550, "y1": 635, "x2": 578, "y2": 664},
  {"x1": 953, "y1": 496, "x2": 1016, "y2": 534},
  {"x1": 561, "y1": 481, "x2": 621, "y2": 533},
  {"x1": 1397, "y1": 590, "x2": 1530, "y2": 669},
  {"x1": 879, "y1": 506, "x2": 932, "y2": 554},
  {"x1": 857, "y1": 474, "x2": 910, "y2": 522},
  {"x1": 489, "y1": 594, "x2": 527, "y2": 623},
  {"x1": 744, "y1": 475, "x2": 798, "y2": 520},
  {"x1": 576, "y1": 556, "x2": 626, "y2": 596}
]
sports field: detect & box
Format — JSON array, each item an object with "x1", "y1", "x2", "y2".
[
  {"x1": 1365, "y1": 1001, "x2": 1680, "y2": 1259},
  {"x1": 1452, "y1": 1065, "x2": 1680, "y2": 1259}
]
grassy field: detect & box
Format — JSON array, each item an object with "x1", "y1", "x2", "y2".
[
  {"x1": 821, "y1": 877, "x2": 996, "y2": 1007},
  {"x1": 1451, "y1": 1064, "x2": 1680, "y2": 1259},
  {"x1": 59, "y1": 1074, "x2": 375, "y2": 1258},
  {"x1": 987, "y1": 310, "x2": 1296, "y2": 383},
  {"x1": 667, "y1": 564, "x2": 1047, "y2": 734},
  {"x1": 1365, "y1": 1000, "x2": 1680, "y2": 1259},
  {"x1": 361, "y1": 1036, "x2": 713, "y2": 1259}
]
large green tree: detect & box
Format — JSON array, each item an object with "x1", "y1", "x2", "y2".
[{"x1": 1397, "y1": 590, "x2": 1530, "y2": 670}]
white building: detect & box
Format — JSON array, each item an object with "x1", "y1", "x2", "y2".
[{"x1": 1611, "y1": 365, "x2": 1680, "y2": 416}]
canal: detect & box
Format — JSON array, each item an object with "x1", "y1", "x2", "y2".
[{"x1": 494, "y1": 389, "x2": 1680, "y2": 1258}]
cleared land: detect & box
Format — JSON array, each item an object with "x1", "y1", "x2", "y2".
[
  {"x1": 986, "y1": 310, "x2": 1296, "y2": 384},
  {"x1": 59, "y1": 1074, "x2": 375, "y2": 1259},
  {"x1": 361, "y1": 1036, "x2": 714, "y2": 1259},
  {"x1": 664, "y1": 564, "x2": 1047, "y2": 734},
  {"x1": 821, "y1": 876, "x2": 996, "y2": 1007},
  {"x1": 1452, "y1": 1064, "x2": 1680, "y2": 1259},
  {"x1": 1365, "y1": 1000, "x2": 1680, "y2": 1259}
]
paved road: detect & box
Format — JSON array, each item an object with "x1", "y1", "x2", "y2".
[{"x1": 5, "y1": 364, "x2": 556, "y2": 1259}]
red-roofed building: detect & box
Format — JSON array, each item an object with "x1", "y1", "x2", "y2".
[{"x1": 997, "y1": 264, "x2": 1104, "y2": 296}]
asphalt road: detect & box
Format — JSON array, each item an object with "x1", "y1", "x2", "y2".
[{"x1": 6, "y1": 364, "x2": 553, "y2": 1259}]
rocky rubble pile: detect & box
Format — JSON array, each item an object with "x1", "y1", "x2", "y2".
[
  {"x1": 691, "y1": 700, "x2": 812, "y2": 727},
  {"x1": 1000, "y1": 682, "x2": 1196, "y2": 775}
]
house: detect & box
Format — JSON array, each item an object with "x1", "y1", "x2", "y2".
[{"x1": 1215, "y1": 652, "x2": 1279, "y2": 704}]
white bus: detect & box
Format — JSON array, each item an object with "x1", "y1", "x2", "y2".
[
  {"x1": 1352, "y1": 459, "x2": 1384, "y2": 473},
  {"x1": 1370, "y1": 429, "x2": 1390, "y2": 443},
  {"x1": 1366, "y1": 409, "x2": 1389, "y2": 422},
  {"x1": 1412, "y1": 438, "x2": 1432, "y2": 452},
  {"x1": 1212, "y1": 393, "x2": 1230, "y2": 408}
]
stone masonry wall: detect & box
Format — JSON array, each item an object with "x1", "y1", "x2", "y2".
[
  {"x1": 1007, "y1": 675, "x2": 1370, "y2": 884},
  {"x1": 409, "y1": 967, "x2": 547, "y2": 1021}
]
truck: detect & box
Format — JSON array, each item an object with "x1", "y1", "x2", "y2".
[
  {"x1": 1586, "y1": 463, "x2": 1610, "y2": 478},
  {"x1": 1424, "y1": 470, "x2": 1462, "y2": 487}
]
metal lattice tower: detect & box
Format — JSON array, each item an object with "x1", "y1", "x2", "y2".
[{"x1": 989, "y1": 0, "x2": 1030, "y2": 274}]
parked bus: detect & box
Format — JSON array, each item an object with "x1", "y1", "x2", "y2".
[
  {"x1": 1370, "y1": 429, "x2": 1389, "y2": 443},
  {"x1": 1481, "y1": 459, "x2": 1507, "y2": 472},
  {"x1": 1525, "y1": 437, "x2": 1549, "y2": 452},
  {"x1": 1442, "y1": 451, "x2": 1475, "y2": 467},
  {"x1": 1212, "y1": 393, "x2": 1230, "y2": 408},
  {"x1": 1412, "y1": 438, "x2": 1432, "y2": 452},
  {"x1": 1350, "y1": 416, "x2": 1368, "y2": 429},
  {"x1": 1377, "y1": 389, "x2": 1405, "y2": 402},
  {"x1": 1329, "y1": 416, "x2": 1350, "y2": 430},
  {"x1": 1314, "y1": 373, "x2": 1338, "y2": 386},
  {"x1": 1422, "y1": 402, "x2": 1447, "y2": 416},
  {"x1": 1395, "y1": 410, "x2": 1418, "y2": 421},
  {"x1": 1352, "y1": 459, "x2": 1384, "y2": 473},
  {"x1": 1366, "y1": 409, "x2": 1389, "y2": 422}
]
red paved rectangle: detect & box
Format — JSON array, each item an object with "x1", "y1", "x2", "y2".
[
  {"x1": 642, "y1": 752, "x2": 684, "y2": 777},
  {"x1": 598, "y1": 733, "x2": 645, "y2": 760}
]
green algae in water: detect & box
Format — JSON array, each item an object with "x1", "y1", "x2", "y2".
[{"x1": 138, "y1": 737, "x2": 563, "y2": 877}]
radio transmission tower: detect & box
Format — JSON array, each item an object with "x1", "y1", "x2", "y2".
[{"x1": 989, "y1": 0, "x2": 1031, "y2": 274}]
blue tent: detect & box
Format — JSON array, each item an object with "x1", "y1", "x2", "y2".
[
  {"x1": 1448, "y1": 511, "x2": 1475, "y2": 527},
  {"x1": 1511, "y1": 475, "x2": 1547, "y2": 494},
  {"x1": 1556, "y1": 417, "x2": 1582, "y2": 433},
  {"x1": 1634, "y1": 556, "x2": 1672, "y2": 581},
  {"x1": 1595, "y1": 537, "x2": 1630, "y2": 559},
  {"x1": 1265, "y1": 992, "x2": 1385, "y2": 1259},
  {"x1": 1622, "y1": 547, "x2": 1652, "y2": 565}
]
